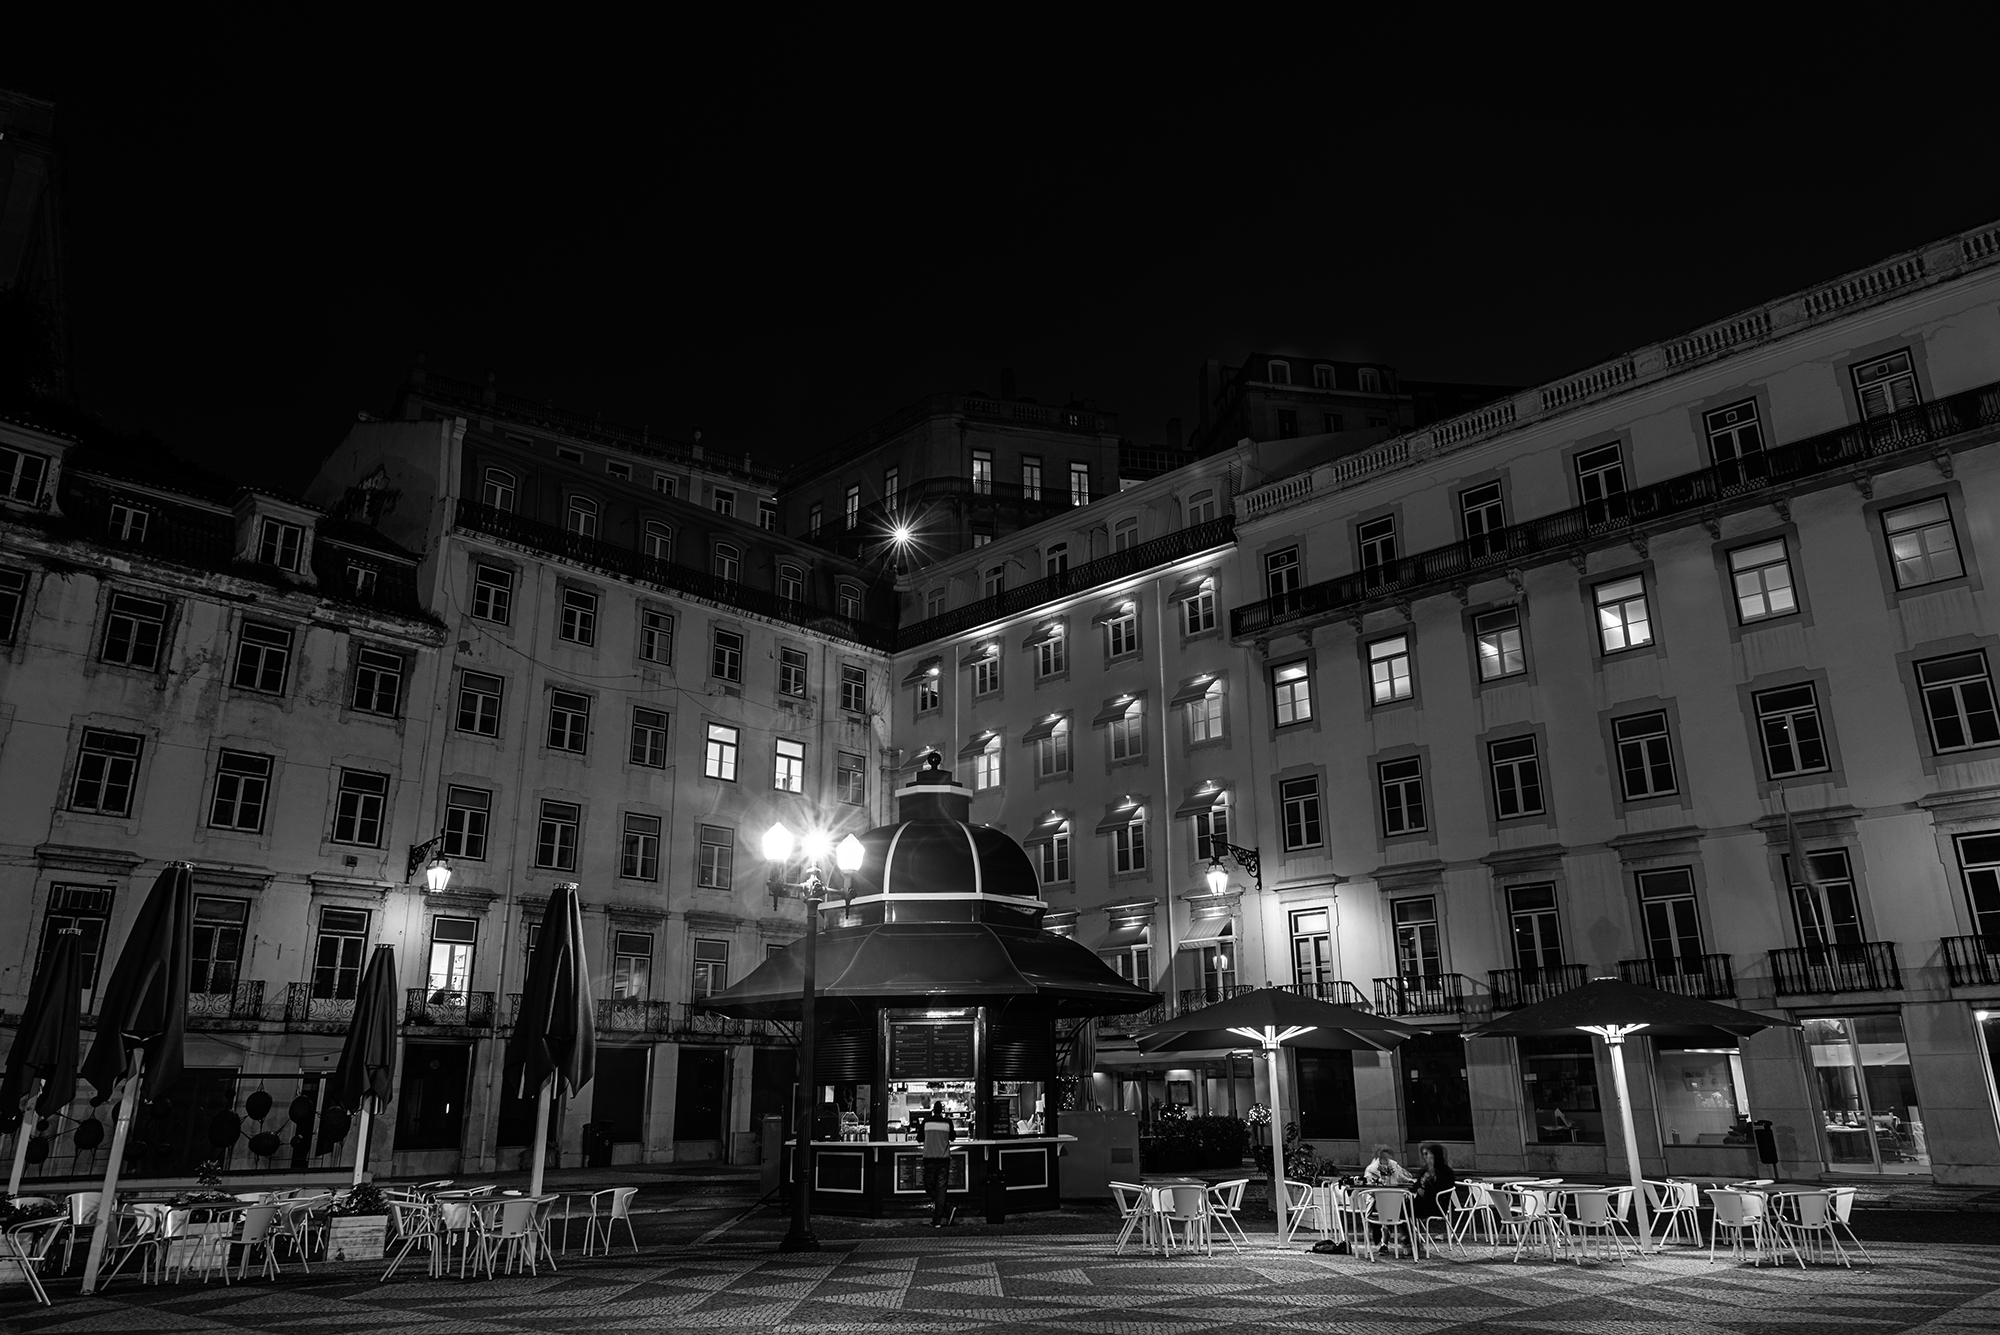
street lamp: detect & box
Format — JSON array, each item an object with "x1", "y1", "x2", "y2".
[
  {"x1": 405, "y1": 833, "x2": 454, "y2": 894},
  {"x1": 765, "y1": 820, "x2": 866, "y2": 1254},
  {"x1": 1203, "y1": 844, "x2": 1263, "y2": 897}
]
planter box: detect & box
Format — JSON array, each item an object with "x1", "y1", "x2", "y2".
[{"x1": 326, "y1": 1215, "x2": 387, "y2": 1263}]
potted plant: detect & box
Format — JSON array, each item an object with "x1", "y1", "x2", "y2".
[{"x1": 325, "y1": 1182, "x2": 391, "y2": 1262}]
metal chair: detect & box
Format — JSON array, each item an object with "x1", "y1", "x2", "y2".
[
  {"x1": 1281, "y1": 1179, "x2": 1329, "y2": 1243},
  {"x1": 437, "y1": 1199, "x2": 489, "y2": 1279},
  {"x1": 381, "y1": 1200, "x2": 442, "y2": 1282},
  {"x1": 1205, "y1": 1179, "x2": 1249, "y2": 1250},
  {"x1": 1159, "y1": 1185, "x2": 1213, "y2": 1256},
  {"x1": 585, "y1": 1186, "x2": 640, "y2": 1255},
  {"x1": 1497, "y1": 1186, "x2": 1565, "y2": 1262},
  {"x1": 483, "y1": 1198, "x2": 542, "y2": 1276},
  {"x1": 1776, "y1": 1190, "x2": 1848, "y2": 1267},
  {"x1": 60, "y1": 1191, "x2": 100, "y2": 1274},
  {"x1": 5, "y1": 1217, "x2": 64, "y2": 1306},
  {"x1": 1361, "y1": 1188, "x2": 1422, "y2": 1261},
  {"x1": 1446, "y1": 1181, "x2": 1500, "y2": 1250},
  {"x1": 1825, "y1": 1186, "x2": 1872, "y2": 1262},
  {"x1": 1706, "y1": 1188, "x2": 1791, "y2": 1267},
  {"x1": 1563, "y1": 1189, "x2": 1629, "y2": 1264},
  {"x1": 233, "y1": 1205, "x2": 283, "y2": 1281}
]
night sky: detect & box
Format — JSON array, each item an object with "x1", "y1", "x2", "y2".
[{"x1": 13, "y1": 47, "x2": 2000, "y2": 494}]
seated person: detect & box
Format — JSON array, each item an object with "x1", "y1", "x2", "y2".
[
  {"x1": 1411, "y1": 1143, "x2": 1457, "y2": 1220},
  {"x1": 1363, "y1": 1144, "x2": 1413, "y2": 1186}
]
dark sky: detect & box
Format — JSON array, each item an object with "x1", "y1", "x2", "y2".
[{"x1": 13, "y1": 43, "x2": 2000, "y2": 494}]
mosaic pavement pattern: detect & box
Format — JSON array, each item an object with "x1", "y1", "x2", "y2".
[{"x1": 3, "y1": 1231, "x2": 1997, "y2": 1334}]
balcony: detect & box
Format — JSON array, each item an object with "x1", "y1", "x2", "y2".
[
  {"x1": 186, "y1": 980, "x2": 266, "y2": 1028},
  {"x1": 1178, "y1": 984, "x2": 1255, "y2": 1015},
  {"x1": 1489, "y1": 964, "x2": 1589, "y2": 1010},
  {"x1": 283, "y1": 983, "x2": 355, "y2": 1029},
  {"x1": 1279, "y1": 980, "x2": 1372, "y2": 1010},
  {"x1": 404, "y1": 988, "x2": 496, "y2": 1029},
  {"x1": 1096, "y1": 1002, "x2": 1168, "y2": 1036},
  {"x1": 597, "y1": 998, "x2": 674, "y2": 1034},
  {"x1": 1374, "y1": 973, "x2": 1469, "y2": 1017},
  {"x1": 1769, "y1": 942, "x2": 1902, "y2": 995},
  {"x1": 1616, "y1": 954, "x2": 1737, "y2": 1000},
  {"x1": 1231, "y1": 379, "x2": 2000, "y2": 639},
  {"x1": 1941, "y1": 936, "x2": 2000, "y2": 987},
  {"x1": 454, "y1": 500, "x2": 893, "y2": 651}
]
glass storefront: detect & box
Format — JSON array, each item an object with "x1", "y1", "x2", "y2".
[
  {"x1": 1402, "y1": 1032, "x2": 1473, "y2": 1142},
  {"x1": 1804, "y1": 1014, "x2": 1930, "y2": 1173},
  {"x1": 1519, "y1": 1036, "x2": 1604, "y2": 1144},
  {"x1": 1654, "y1": 1044, "x2": 1752, "y2": 1148}
]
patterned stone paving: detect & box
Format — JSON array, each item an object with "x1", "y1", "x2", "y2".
[{"x1": 4, "y1": 1231, "x2": 1996, "y2": 1334}]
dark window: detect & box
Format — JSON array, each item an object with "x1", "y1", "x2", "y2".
[
  {"x1": 1358, "y1": 516, "x2": 1396, "y2": 569},
  {"x1": 1459, "y1": 482, "x2": 1505, "y2": 558},
  {"x1": 1754, "y1": 683, "x2": 1829, "y2": 778},
  {"x1": 311, "y1": 906, "x2": 370, "y2": 999},
  {"x1": 1275, "y1": 408, "x2": 1299, "y2": 438},
  {"x1": 40, "y1": 885, "x2": 113, "y2": 1003},
  {"x1": 1882, "y1": 498, "x2": 1964, "y2": 588},
  {"x1": 841, "y1": 664, "x2": 867, "y2": 714},
  {"x1": 472, "y1": 563, "x2": 513, "y2": 623},
  {"x1": 1575, "y1": 443, "x2": 1627, "y2": 522},
  {"x1": 1508, "y1": 883, "x2": 1564, "y2": 970},
  {"x1": 548, "y1": 689, "x2": 590, "y2": 752},
  {"x1": 1917, "y1": 651, "x2": 2000, "y2": 753},
  {"x1": 457, "y1": 671, "x2": 502, "y2": 735},
  {"x1": 630, "y1": 707, "x2": 668, "y2": 767},
  {"x1": 639, "y1": 609, "x2": 673, "y2": 663},
  {"x1": 101, "y1": 593, "x2": 168, "y2": 669},
  {"x1": 0, "y1": 566, "x2": 25, "y2": 641},
  {"x1": 1281, "y1": 776, "x2": 1322, "y2": 850},
  {"x1": 0, "y1": 445, "x2": 49, "y2": 504},
  {"x1": 481, "y1": 468, "x2": 516, "y2": 511},
  {"x1": 1636, "y1": 868, "x2": 1704, "y2": 972},
  {"x1": 613, "y1": 932, "x2": 653, "y2": 1000},
  {"x1": 1704, "y1": 400, "x2": 1764, "y2": 466},
  {"x1": 332, "y1": 769, "x2": 389, "y2": 846},
  {"x1": 209, "y1": 750, "x2": 272, "y2": 832},
  {"x1": 257, "y1": 518, "x2": 303, "y2": 571},
  {"x1": 778, "y1": 646, "x2": 807, "y2": 698},
  {"x1": 536, "y1": 800, "x2": 580, "y2": 870},
  {"x1": 692, "y1": 939, "x2": 729, "y2": 996},
  {"x1": 108, "y1": 503, "x2": 148, "y2": 542},
  {"x1": 712, "y1": 629, "x2": 743, "y2": 682},
  {"x1": 697, "y1": 825, "x2": 733, "y2": 888},
  {"x1": 191, "y1": 896, "x2": 248, "y2": 995},
  {"x1": 621, "y1": 813, "x2": 660, "y2": 880},
  {"x1": 1265, "y1": 548, "x2": 1301, "y2": 598},
  {"x1": 1953, "y1": 832, "x2": 2000, "y2": 944},
  {"x1": 69, "y1": 729, "x2": 143, "y2": 816},
  {"x1": 1379, "y1": 757, "x2": 1426, "y2": 834},
  {"x1": 837, "y1": 752, "x2": 865, "y2": 805},
  {"x1": 1613, "y1": 711, "x2": 1677, "y2": 798},
  {"x1": 351, "y1": 648, "x2": 403, "y2": 715},
  {"x1": 559, "y1": 588, "x2": 597, "y2": 645},
  {"x1": 233, "y1": 621, "x2": 292, "y2": 693},
  {"x1": 1853, "y1": 350, "x2": 1920, "y2": 419},
  {"x1": 1489, "y1": 735, "x2": 1544, "y2": 818},
  {"x1": 1729, "y1": 540, "x2": 1797, "y2": 622},
  {"x1": 442, "y1": 785, "x2": 490, "y2": 859},
  {"x1": 1784, "y1": 848, "x2": 1863, "y2": 947}
]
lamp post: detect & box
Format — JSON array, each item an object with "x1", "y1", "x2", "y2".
[
  {"x1": 1204, "y1": 845, "x2": 1261, "y2": 897},
  {"x1": 764, "y1": 822, "x2": 865, "y2": 1254},
  {"x1": 404, "y1": 833, "x2": 454, "y2": 893}
]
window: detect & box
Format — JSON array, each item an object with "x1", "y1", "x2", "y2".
[
  {"x1": 1312, "y1": 364, "x2": 1334, "y2": 390},
  {"x1": 1114, "y1": 808, "x2": 1147, "y2": 872},
  {"x1": 1183, "y1": 583, "x2": 1216, "y2": 634},
  {"x1": 642, "y1": 521, "x2": 671, "y2": 560},
  {"x1": 778, "y1": 646, "x2": 808, "y2": 697},
  {"x1": 845, "y1": 484, "x2": 860, "y2": 530},
  {"x1": 630, "y1": 707, "x2": 668, "y2": 767},
  {"x1": 1069, "y1": 462, "x2": 1091, "y2": 506},
  {"x1": 1575, "y1": 443, "x2": 1628, "y2": 521},
  {"x1": 1358, "y1": 367, "x2": 1382, "y2": 393},
  {"x1": 1037, "y1": 629, "x2": 1067, "y2": 677},
  {"x1": 1393, "y1": 897, "x2": 1440, "y2": 984},
  {"x1": 606, "y1": 460, "x2": 631, "y2": 481},
  {"x1": 457, "y1": 671, "x2": 502, "y2": 736},
  {"x1": 704, "y1": 723, "x2": 739, "y2": 780},
  {"x1": 1193, "y1": 792, "x2": 1229, "y2": 860},
  {"x1": 1521, "y1": 1035, "x2": 1602, "y2": 1144},
  {"x1": 1323, "y1": 411, "x2": 1344, "y2": 433},
  {"x1": 39, "y1": 885, "x2": 113, "y2": 1002},
  {"x1": 757, "y1": 498, "x2": 776, "y2": 531},
  {"x1": 639, "y1": 608, "x2": 673, "y2": 663},
  {"x1": 917, "y1": 673, "x2": 940, "y2": 714},
  {"x1": 1613, "y1": 711, "x2": 1677, "y2": 798},
  {"x1": 778, "y1": 565, "x2": 804, "y2": 602},
  {"x1": 191, "y1": 896, "x2": 248, "y2": 995},
  {"x1": 653, "y1": 473, "x2": 677, "y2": 498},
  {"x1": 1281, "y1": 775, "x2": 1322, "y2": 850},
  {"x1": 232, "y1": 620, "x2": 292, "y2": 693},
  {"x1": 712, "y1": 543, "x2": 740, "y2": 583},
  {"x1": 1188, "y1": 682, "x2": 1225, "y2": 742},
  {"x1": 1369, "y1": 635, "x2": 1413, "y2": 704},
  {"x1": 1267, "y1": 359, "x2": 1291, "y2": 385},
  {"x1": 983, "y1": 565, "x2": 1004, "y2": 599},
  {"x1": 1704, "y1": 400, "x2": 1764, "y2": 468},
  {"x1": 774, "y1": 738, "x2": 805, "y2": 792},
  {"x1": 351, "y1": 647, "x2": 403, "y2": 715},
  {"x1": 1917, "y1": 651, "x2": 2000, "y2": 753},
  {"x1": 1508, "y1": 883, "x2": 1565, "y2": 970},
  {"x1": 1039, "y1": 823, "x2": 1071, "y2": 883},
  {"x1": 0, "y1": 445, "x2": 49, "y2": 504},
  {"x1": 970, "y1": 450, "x2": 993, "y2": 494},
  {"x1": 1107, "y1": 608, "x2": 1139, "y2": 658},
  {"x1": 1379, "y1": 757, "x2": 1426, "y2": 834},
  {"x1": 973, "y1": 654, "x2": 999, "y2": 697},
  {"x1": 1637, "y1": 868, "x2": 1705, "y2": 972},
  {"x1": 1475, "y1": 607, "x2": 1526, "y2": 680},
  {"x1": 1785, "y1": 848, "x2": 1863, "y2": 947},
  {"x1": 692, "y1": 939, "x2": 729, "y2": 996},
  {"x1": 0, "y1": 566, "x2": 24, "y2": 641},
  {"x1": 1594, "y1": 575, "x2": 1653, "y2": 652},
  {"x1": 257, "y1": 518, "x2": 303, "y2": 571},
  {"x1": 974, "y1": 735, "x2": 1001, "y2": 790},
  {"x1": 536, "y1": 800, "x2": 580, "y2": 870},
  {"x1": 1853, "y1": 350, "x2": 1920, "y2": 419},
  {"x1": 70, "y1": 729, "x2": 143, "y2": 816},
  {"x1": 840, "y1": 664, "x2": 867, "y2": 714},
  {"x1": 837, "y1": 751, "x2": 865, "y2": 805},
  {"x1": 331, "y1": 769, "x2": 388, "y2": 846},
  {"x1": 838, "y1": 584, "x2": 861, "y2": 619},
  {"x1": 345, "y1": 563, "x2": 378, "y2": 599},
  {"x1": 1021, "y1": 457, "x2": 1041, "y2": 501},
  {"x1": 1292, "y1": 908, "x2": 1332, "y2": 988},
  {"x1": 1265, "y1": 547, "x2": 1300, "y2": 598},
  {"x1": 1104, "y1": 932, "x2": 1150, "y2": 987},
  {"x1": 1460, "y1": 482, "x2": 1505, "y2": 557},
  {"x1": 1754, "y1": 683, "x2": 1829, "y2": 778},
  {"x1": 1358, "y1": 515, "x2": 1396, "y2": 569},
  {"x1": 621, "y1": 813, "x2": 661, "y2": 880},
  {"x1": 926, "y1": 589, "x2": 944, "y2": 619},
  {"x1": 108, "y1": 502, "x2": 148, "y2": 541},
  {"x1": 472, "y1": 563, "x2": 513, "y2": 623},
  {"x1": 442, "y1": 785, "x2": 490, "y2": 859},
  {"x1": 1188, "y1": 490, "x2": 1217, "y2": 524},
  {"x1": 548, "y1": 689, "x2": 590, "y2": 752},
  {"x1": 100, "y1": 592, "x2": 168, "y2": 669},
  {"x1": 1953, "y1": 833, "x2": 2000, "y2": 944},
  {"x1": 712, "y1": 488, "x2": 736, "y2": 517},
  {"x1": 1489, "y1": 735, "x2": 1544, "y2": 818},
  {"x1": 480, "y1": 468, "x2": 516, "y2": 512},
  {"x1": 1729, "y1": 540, "x2": 1797, "y2": 621},
  {"x1": 1037, "y1": 720, "x2": 1071, "y2": 776},
  {"x1": 1044, "y1": 543, "x2": 1069, "y2": 577},
  {"x1": 711, "y1": 628, "x2": 743, "y2": 681},
  {"x1": 1275, "y1": 408, "x2": 1299, "y2": 438},
  {"x1": 1882, "y1": 498, "x2": 1964, "y2": 588},
  {"x1": 1109, "y1": 701, "x2": 1145, "y2": 760},
  {"x1": 809, "y1": 503, "x2": 822, "y2": 535},
  {"x1": 884, "y1": 467, "x2": 900, "y2": 507},
  {"x1": 565, "y1": 496, "x2": 599, "y2": 538},
  {"x1": 973, "y1": 531, "x2": 990, "y2": 547},
  {"x1": 1114, "y1": 518, "x2": 1138, "y2": 551},
  {"x1": 208, "y1": 750, "x2": 272, "y2": 832},
  {"x1": 428, "y1": 917, "x2": 477, "y2": 993},
  {"x1": 697, "y1": 826, "x2": 733, "y2": 889},
  {"x1": 613, "y1": 932, "x2": 653, "y2": 1000},
  {"x1": 1272, "y1": 661, "x2": 1312, "y2": 726},
  {"x1": 311, "y1": 907, "x2": 370, "y2": 1000},
  {"x1": 557, "y1": 446, "x2": 583, "y2": 463}
]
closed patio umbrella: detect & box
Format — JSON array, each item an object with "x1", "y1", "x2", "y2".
[
  {"x1": 332, "y1": 945, "x2": 399, "y2": 1185},
  {"x1": 1138, "y1": 988, "x2": 1425, "y2": 1237},
  {"x1": 503, "y1": 882, "x2": 595, "y2": 1196},
  {"x1": 1, "y1": 929, "x2": 82, "y2": 1197},
  {"x1": 1466, "y1": 976, "x2": 1798, "y2": 1253},
  {"x1": 78, "y1": 862, "x2": 194, "y2": 1293}
]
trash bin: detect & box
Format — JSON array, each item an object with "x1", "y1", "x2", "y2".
[
  {"x1": 984, "y1": 1162, "x2": 1008, "y2": 1224},
  {"x1": 1752, "y1": 1119, "x2": 1778, "y2": 1167}
]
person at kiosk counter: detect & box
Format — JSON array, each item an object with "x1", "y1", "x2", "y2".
[{"x1": 921, "y1": 1101, "x2": 955, "y2": 1226}]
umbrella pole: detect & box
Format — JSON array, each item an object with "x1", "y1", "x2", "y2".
[
  {"x1": 529, "y1": 1076, "x2": 554, "y2": 1197},
  {"x1": 1604, "y1": 1037, "x2": 1653, "y2": 1254},
  {"x1": 352, "y1": 1102, "x2": 371, "y2": 1186},
  {"x1": 7, "y1": 1078, "x2": 43, "y2": 1198},
  {"x1": 1265, "y1": 1038, "x2": 1288, "y2": 1239},
  {"x1": 80, "y1": 1050, "x2": 143, "y2": 1294}
]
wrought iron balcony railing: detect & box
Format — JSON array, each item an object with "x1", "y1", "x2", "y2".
[
  {"x1": 404, "y1": 988, "x2": 496, "y2": 1028},
  {"x1": 283, "y1": 983, "x2": 355, "y2": 1027},
  {"x1": 1769, "y1": 942, "x2": 1901, "y2": 995},
  {"x1": 1279, "y1": 980, "x2": 1372, "y2": 1010},
  {"x1": 1177, "y1": 984, "x2": 1255, "y2": 1015},
  {"x1": 186, "y1": 980, "x2": 267, "y2": 1025},
  {"x1": 597, "y1": 998, "x2": 674, "y2": 1033},
  {"x1": 1231, "y1": 379, "x2": 2000, "y2": 638},
  {"x1": 1096, "y1": 1002, "x2": 1168, "y2": 1036},
  {"x1": 1942, "y1": 935, "x2": 2000, "y2": 987},
  {"x1": 1373, "y1": 973, "x2": 1469, "y2": 1017},
  {"x1": 1489, "y1": 964, "x2": 1589, "y2": 1011},
  {"x1": 1616, "y1": 954, "x2": 1737, "y2": 999}
]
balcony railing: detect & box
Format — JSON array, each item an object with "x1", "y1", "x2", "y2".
[
  {"x1": 1943, "y1": 935, "x2": 2000, "y2": 987},
  {"x1": 896, "y1": 515, "x2": 1236, "y2": 649},
  {"x1": 597, "y1": 998, "x2": 674, "y2": 1034},
  {"x1": 1616, "y1": 954, "x2": 1737, "y2": 999},
  {"x1": 1279, "y1": 980, "x2": 1372, "y2": 1010},
  {"x1": 1177, "y1": 984, "x2": 1255, "y2": 1015},
  {"x1": 404, "y1": 988, "x2": 496, "y2": 1028},
  {"x1": 1489, "y1": 964, "x2": 1589, "y2": 1010},
  {"x1": 1769, "y1": 942, "x2": 1902, "y2": 995},
  {"x1": 283, "y1": 983, "x2": 355, "y2": 1027},
  {"x1": 454, "y1": 500, "x2": 894, "y2": 651},
  {"x1": 1097, "y1": 1002, "x2": 1168, "y2": 1036},
  {"x1": 1373, "y1": 973, "x2": 1469, "y2": 1017},
  {"x1": 1231, "y1": 379, "x2": 2000, "y2": 638},
  {"x1": 186, "y1": 980, "x2": 266, "y2": 1025}
]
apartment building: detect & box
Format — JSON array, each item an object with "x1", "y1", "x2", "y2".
[{"x1": 1189, "y1": 352, "x2": 1511, "y2": 458}]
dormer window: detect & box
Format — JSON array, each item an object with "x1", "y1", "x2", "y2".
[
  {"x1": 346, "y1": 564, "x2": 378, "y2": 598},
  {"x1": 1, "y1": 445, "x2": 49, "y2": 505},
  {"x1": 108, "y1": 503, "x2": 149, "y2": 542},
  {"x1": 566, "y1": 495, "x2": 598, "y2": 538},
  {"x1": 1313, "y1": 365, "x2": 1334, "y2": 389},
  {"x1": 606, "y1": 460, "x2": 632, "y2": 480},
  {"x1": 713, "y1": 543, "x2": 740, "y2": 582},
  {"x1": 643, "y1": 520, "x2": 671, "y2": 560},
  {"x1": 1267, "y1": 360, "x2": 1291, "y2": 386},
  {"x1": 1358, "y1": 367, "x2": 1382, "y2": 393},
  {"x1": 653, "y1": 473, "x2": 677, "y2": 497},
  {"x1": 838, "y1": 583, "x2": 861, "y2": 619},
  {"x1": 481, "y1": 468, "x2": 516, "y2": 512},
  {"x1": 712, "y1": 488, "x2": 737, "y2": 518},
  {"x1": 779, "y1": 564, "x2": 804, "y2": 602},
  {"x1": 258, "y1": 518, "x2": 303, "y2": 571}
]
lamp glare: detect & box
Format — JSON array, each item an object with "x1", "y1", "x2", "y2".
[
  {"x1": 801, "y1": 830, "x2": 833, "y2": 861},
  {"x1": 836, "y1": 834, "x2": 866, "y2": 872},
  {"x1": 762, "y1": 822, "x2": 795, "y2": 861}
]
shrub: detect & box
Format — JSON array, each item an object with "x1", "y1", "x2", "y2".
[{"x1": 332, "y1": 1182, "x2": 391, "y2": 1217}]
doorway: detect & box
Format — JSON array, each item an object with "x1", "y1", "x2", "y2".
[
  {"x1": 595, "y1": 1047, "x2": 649, "y2": 1145},
  {"x1": 394, "y1": 1044, "x2": 470, "y2": 1153},
  {"x1": 1803, "y1": 1015, "x2": 1929, "y2": 1173},
  {"x1": 675, "y1": 1047, "x2": 728, "y2": 1152}
]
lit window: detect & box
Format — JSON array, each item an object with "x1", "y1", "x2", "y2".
[
  {"x1": 704, "y1": 723, "x2": 740, "y2": 780},
  {"x1": 331, "y1": 769, "x2": 389, "y2": 846},
  {"x1": 558, "y1": 587, "x2": 597, "y2": 645},
  {"x1": 971, "y1": 450, "x2": 993, "y2": 495},
  {"x1": 1594, "y1": 575, "x2": 1652, "y2": 652},
  {"x1": 547, "y1": 689, "x2": 591, "y2": 752},
  {"x1": 774, "y1": 738, "x2": 805, "y2": 792},
  {"x1": 1069, "y1": 462, "x2": 1091, "y2": 507},
  {"x1": 974, "y1": 735, "x2": 1002, "y2": 790},
  {"x1": 565, "y1": 496, "x2": 598, "y2": 538},
  {"x1": 1729, "y1": 540, "x2": 1797, "y2": 622},
  {"x1": 1882, "y1": 498, "x2": 1963, "y2": 588},
  {"x1": 456, "y1": 671, "x2": 502, "y2": 736},
  {"x1": 697, "y1": 828, "x2": 734, "y2": 889},
  {"x1": 1475, "y1": 607, "x2": 1525, "y2": 680},
  {"x1": 258, "y1": 519, "x2": 303, "y2": 572},
  {"x1": 1613, "y1": 712, "x2": 1677, "y2": 799},
  {"x1": 536, "y1": 800, "x2": 580, "y2": 870},
  {"x1": 1379, "y1": 757, "x2": 1426, "y2": 834},
  {"x1": 1369, "y1": 635, "x2": 1413, "y2": 704},
  {"x1": 1272, "y1": 661, "x2": 1312, "y2": 726}
]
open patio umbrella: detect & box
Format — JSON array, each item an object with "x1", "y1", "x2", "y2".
[
  {"x1": 503, "y1": 881, "x2": 594, "y2": 1196},
  {"x1": 1138, "y1": 988, "x2": 1426, "y2": 1237},
  {"x1": 1466, "y1": 976, "x2": 1798, "y2": 1254},
  {"x1": 332, "y1": 945, "x2": 399, "y2": 1185},
  {"x1": 1, "y1": 929, "x2": 82, "y2": 1197},
  {"x1": 78, "y1": 862, "x2": 194, "y2": 1293}
]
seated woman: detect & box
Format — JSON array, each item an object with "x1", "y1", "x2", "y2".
[
  {"x1": 1411, "y1": 1142, "x2": 1457, "y2": 1220},
  {"x1": 1362, "y1": 1144, "x2": 1413, "y2": 1186}
]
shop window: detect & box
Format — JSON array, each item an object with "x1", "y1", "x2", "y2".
[
  {"x1": 1654, "y1": 1043, "x2": 1752, "y2": 1150},
  {"x1": 1520, "y1": 1036, "x2": 1605, "y2": 1144}
]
